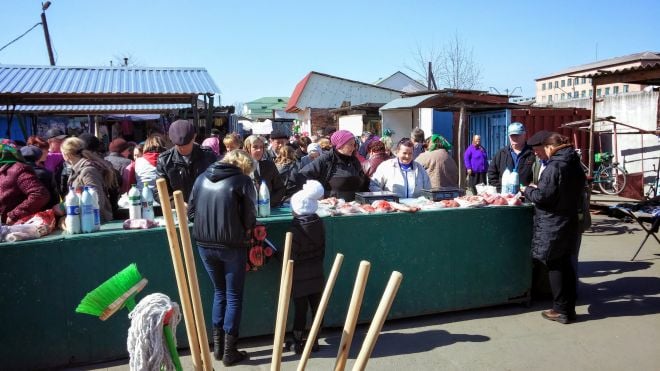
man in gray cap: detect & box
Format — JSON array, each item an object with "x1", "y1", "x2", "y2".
[
  {"x1": 156, "y1": 119, "x2": 217, "y2": 202},
  {"x1": 264, "y1": 129, "x2": 289, "y2": 161}
]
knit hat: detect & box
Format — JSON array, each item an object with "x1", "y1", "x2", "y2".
[
  {"x1": 20, "y1": 145, "x2": 42, "y2": 162},
  {"x1": 168, "y1": 119, "x2": 196, "y2": 145},
  {"x1": 330, "y1": 130, "x2": 355, "y2": 149},
  {"x1": 307, "y1": 143, "x2": 322, "y2": 154},
  {"x1": 291, "y1": 180, "x2": 325, "y2": 215},
  {"x1": 109, "y1": 138, "x2": 129, "y2": 153}
]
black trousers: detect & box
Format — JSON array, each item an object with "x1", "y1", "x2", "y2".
[
  {"x1": 293, "y1": 292, "x2": 322, "y2": 331},
  {"x1": 546, "y1": 255, "x2": 577, "y2": 315},
  {"x1": 469, "y1": 172, "x2": 487, "y2": 194}
]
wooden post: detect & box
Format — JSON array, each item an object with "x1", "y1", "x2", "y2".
[
  {"x1": 173, "y1": 191, "x2": 213, "y2": 371},
  {"x1": 457, "y1": 105, "x2": 466, "y2": 189},
  {"x1": 588, "y1": 83, "x2": 597, "y2": 177},
  {"x1": 271, "y1": 260, "x2": 294, "y2": 371},
  {"x1": 155, "y1": 179, "x2": 202, "y2": 371},
  {"x1": 297, "y1": 253, "x2": 344, "y2": 371},
  {"x1": 334, "y1": 261, "x2": 370, "y2": 371},
  {"x1": 352, "y1": 271, "x2": 403, "y2": 371}
]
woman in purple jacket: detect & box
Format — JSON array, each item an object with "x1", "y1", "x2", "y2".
[{"x1": 464, "y1": 135, "x2": 489, "y2": 194}]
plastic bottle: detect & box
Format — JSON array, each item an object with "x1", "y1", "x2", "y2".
[
  {"x1": 80, "y1": 186, "x2": 95, "y2": 233},
  {"x1": 501, "y1": 168, "x2": 511, "y2": 194},
  {"x1": 258, "y1": 180, "x2": 270, "y2": 217},
  {"x1": 64, "y1": 187, "x2": 81, "y2": 234},
  {"x1": 141, "y1": 182, "x2": 155, "y2": 222},
  {"x1": 510, "y1": 168, "x2": 520, "y2": 194},
  {"x1": 128, "y1": 185, "x2": 142, "y2": 220},
  {"x1": 88, "y1": 186, "x2": 101, "y2": 231}
]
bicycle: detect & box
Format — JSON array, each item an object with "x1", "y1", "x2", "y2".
[
  {"x1": 644, "y1": 162, "x2": 660, "y2": 200},
  {"x1": 577, "y1": 150, "x2": 628, "y2": 195}
]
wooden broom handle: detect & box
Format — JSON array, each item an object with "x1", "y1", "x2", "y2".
[
  {"x1": 173, "y1": 191, "x2": 213, "y2": 371},
  {"x1": 156, "y1": 179, "x2": 203, "y2": 371},
  {"x1": 334, "y1": 261, "x2": 371, "y2": 371},
  {"x1": 352, "y1": 271, "x2": 403, "y2": 371},
  {"x1": 297, "y1": 253, "x2": 344, "y2": 371},
  {"x1": 280, "y1": 232, "x2": 293, "y2": 289},
  {"x1": 271, "y1": 259, "x2": 294, "y2": 371}
]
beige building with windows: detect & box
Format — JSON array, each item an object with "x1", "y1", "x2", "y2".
[{"x1": 535, "y1": 51, "x2": 660, "y2": 104}]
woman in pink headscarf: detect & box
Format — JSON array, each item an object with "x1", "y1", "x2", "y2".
[{"x1": 299, "y1": 130, "x2": 368, "y2": 201}]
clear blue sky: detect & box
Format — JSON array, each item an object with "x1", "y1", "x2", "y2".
[{"x1": 1, "y1": 0, "x2": 659, "y2": 106}]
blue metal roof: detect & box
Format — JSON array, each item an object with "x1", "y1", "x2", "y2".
[
  {"x1": 0, "y1": 65, "x2": 221, "y2": 95},
  {"x1": 0, "y1": 103, "x2": 189, "y2": 113}
]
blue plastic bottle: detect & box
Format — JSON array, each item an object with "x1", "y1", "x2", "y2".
[{"x1": 80, "y1": 186, "x2": 95, "y2": 233}]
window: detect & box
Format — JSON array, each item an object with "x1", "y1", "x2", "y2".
[
  {"x1": 597, "y1": 88, "x2": 602, "y2": 96},
  {"x1": 542, "y1": 83, "x2": 546, "y2": 90},
  {"x1": 574, "y1": 92, "x2": 579, "y2": 98},
  {"x1": 581, "y1": 77, "x2": 586, "y2": 84},
  {"x1": 548, "y1": 95, "x2": 553, "y2": 102},
  {"x1": 568, "y1": 79, "x2": 572, "y2": 86},
  {"x1": 613, "y1": 86, "x2": 619, "y2": 94},
  {"x1": 623, "y1": 84, "x2": 629, "y2": 93},
  {"x1": 561, "y1": 93, "x2": 565, "y2": 100},
  {"x1": 605, "y1": 87, "x2": 610, "y2": 95},
  {"x1": 581, "y1": 90, "x2": 586, "y2": 98},
  {"x1": 575, "y1": 77, "x2": 579, "y2": 85},
  {"x1": 561, "y1": 80, "x2": 566, "y2": 87},
  {"x1": 554, "y1": 81, "x2": 559, "y2": 88},
  {"x1": 589, "y1": 90, "x2": 593, "y2": 98}
]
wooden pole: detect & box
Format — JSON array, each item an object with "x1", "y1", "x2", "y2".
[
  {"x1": 588, "y1": 83, "x2": 597, "y2": 177},
  {"x1": 155, "y1": 179, "x2": 202, "y2": 371},
  {"x1": 173, "y1": 191, "x2": 213, "y2": 371},
  {"x1": 271, "y1": 260, "x2": 294, "y2": 371},
  {"x1": 297, "y1": 253, "x2": 344, "y2": 371},
  {"x1": 352, "y1": 271, "x2": 403, "y2": 371},
  {"x1": 281, "y1": 232, "x2": 293, "y2": 289},
  {"x1": 457, "y1": 105, "x2": 466, "y2": 190},
  {"x1": 334, "y1": 261, "x2": 371, "y2": 371}
]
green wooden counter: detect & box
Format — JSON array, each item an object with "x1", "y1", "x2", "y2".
[{"x1": 0, "y1": 206, "x2": 533, "y2": 370}]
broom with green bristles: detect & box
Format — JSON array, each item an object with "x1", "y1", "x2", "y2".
[{"x1": 75, "y1": 263, "x2": 148, "y2": 320}]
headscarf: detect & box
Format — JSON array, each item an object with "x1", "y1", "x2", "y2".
[
  {"x1": 0, "y1": 141, "x2": 25, "y2": 165},
  {"x1": 428, "y1": 135, "x2": 452, "y2": 152}
]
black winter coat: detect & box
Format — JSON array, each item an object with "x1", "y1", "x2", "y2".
[
  {"x1": 189, "y1": 162, "x2": 257, "y2": 249},
  {"x1": 523, "y1": 146, "x2": 585, "y2": 263},
  {"x1": 289, "y1": 214, "x2": 326, "y2": 298},
  {"x1": 300, "y1": 149, "x2": 369, "y2": 201},
  {"x1": 487, "y1": 145, "x2": 535, "y2": 192},
  {"x1": 155, "y1": 144, "x2": 217, "y2": 203}
]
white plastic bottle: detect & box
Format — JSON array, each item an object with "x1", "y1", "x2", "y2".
[
  {"x1": 141, "y1": 182, "x2": 155, "y2": 222},
  {"x1": 88, "y1": 186, "x2": 101, "y2": 231},
  {"x1": 501, "y1": 168, "x2": 511, "y2": 194},
  {"x1": 80, "y1": 186, "x2": 95, "y2": 233},
  {"x1": 258, "y1": 180, "x2": 270, "y2": 217},
  {"x1": 64, "y1": 187, "x2": 81, "y2": 234},
  {"x1": 128, "y1": 185, "x2": 142, "y2": 220}
]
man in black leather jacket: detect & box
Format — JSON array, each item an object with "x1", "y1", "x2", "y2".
[
  {"x1": 487, "y1": 122, "x2": 535, "y2": 192},
  {"x1": 155, "y1": 120, "x2": 217, "y2": 203}
]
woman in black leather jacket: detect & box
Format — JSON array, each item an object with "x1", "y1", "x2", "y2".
[{"x1": 188, "y1": 149, "x2": 256, "y2": 366}]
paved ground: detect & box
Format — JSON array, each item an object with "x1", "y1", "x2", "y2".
[{"x1": 74, "y1": 213, "x2": 660, "y2": 371}]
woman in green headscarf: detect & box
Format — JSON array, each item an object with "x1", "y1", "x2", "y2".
[
  {"x1": 415, "y1": 135, "x2": 459, "y2": 189},
  {"x1": 0, "y1": 141, "x2": 50, "y2": 224}
]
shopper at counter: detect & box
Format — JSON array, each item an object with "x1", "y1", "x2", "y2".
[
  {"x1": 188, "y1": 149, "x2": 256, "y2": 366},
  {"x1": 300, "y1": 130, "x2": 369, "y2": 201},
  {"x1": 135, "y1": 134, "x2": 167, "y2": 192},
  {"x1": 362, "y1": 139, "x2": 390, "y2": 178},
  {"x1": 62, "y1": 137, "x2": 116, "y2": 223},
  {"x1": 244, "y1": 135, "x2": 285, "y2": 207},
  {"x1": 464, "y1": 134, "x2": 489, "y2": 195},
  {"x1": 369, "y1": 138, "x2": 431, "y2": 198},
  {"x1": 275, "y1": 145, "x2": 301, "y2": 201},
  {"x1": 0, "y1": 142, "x2": 50, "y2": 225},
  {"x1": 487, "y1": 122, "x2": 535, "y2": 192},
  {"x1": 20, "y1": 145, "x2": 59, "y2": 209},
  {"x1": 416, "y1": 135, "x2": 458, "y2": 189},
  {"x1": 156, "y1": 120, "x2": 217, "y2": 203},
  {"x1": 521, "y1": 132, "x2": 584, "y2": 324}
]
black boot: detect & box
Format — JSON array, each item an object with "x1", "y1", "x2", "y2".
[
  {"x1": 291, "y1": 330, "x2": 304, "y2": 354},
  {"x1": 212, "y1": 327, "x2": 224, "y2": 361},
  {"x1": 223, "y1": 333, "x2": 248, "y2": 366}
]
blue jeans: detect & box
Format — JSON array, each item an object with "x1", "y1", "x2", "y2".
[{"x1": 198, "y1": 246, "x2": 247, "y2": 336}]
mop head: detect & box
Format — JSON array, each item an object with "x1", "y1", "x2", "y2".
[{"x1": 127, "y1": 293, "x2": 181, "y2": 371}]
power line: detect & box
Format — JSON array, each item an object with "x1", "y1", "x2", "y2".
[{"x1": 0, "y1": 22, "x2": 42, "y2": 53}]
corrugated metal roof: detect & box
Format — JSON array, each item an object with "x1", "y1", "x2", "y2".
[
  {"x1": 374, "y1": 71, "x2": 427, "y2": 93},
  {"x1": 0, "y1": 103, "x2": 189, "y2": 113},
  {"x1": 574, "y1": 61, "x2": 660, "y2": 79},
  {"x1": 536, "y1": 51, "x2": 660, "y2": 80},
  {"x1": 379, "y1": 94, "x2": 438, "y2": 110},
  {"x1": 245, "y1": 96, "x2": 289, "y2": 119},
  {"x1": 0, "y1": 65, "x2": 220, "y2": 95},
  {"x1": 285, "y1": 71, "x2": 402, "y2": 113}
]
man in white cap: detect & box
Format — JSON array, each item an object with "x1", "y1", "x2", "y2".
[{"x1": 487, "y1": 121, "x2": 535, "y2": 193}]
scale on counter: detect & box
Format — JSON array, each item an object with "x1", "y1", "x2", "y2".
[
  {"x1": 355, "y1": 191, "x2": 399, "y2": 204},
  {"x1": 421, "y1": 187, "x2": 464, "y2": 201}
]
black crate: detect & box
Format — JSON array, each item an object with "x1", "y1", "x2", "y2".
[
  {"x1": 355, "y1": 191, "x2": 399, "y2": 204},
  {"x1": 421, "y1": 188, "x2": 464, "y2": 201}
]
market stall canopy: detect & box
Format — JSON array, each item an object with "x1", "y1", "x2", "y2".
[
  {"x1": 0, "y1": 103, "x2": 189, "y2": 114},
  {"x1": 573, "y1": 60, "x2": 660, "y2": 86},
  {"x1": 0, "y1": 65, "x2": 221, "y2": 106},
  {"x1": 380, "y1": 89, "x2": 524, "y2": 112}
]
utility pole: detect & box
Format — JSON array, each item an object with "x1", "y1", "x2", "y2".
[{"x1": 41, "y1": 1, "x2": 55, "y2": 66}]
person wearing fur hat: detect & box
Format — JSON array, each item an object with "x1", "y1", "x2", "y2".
[
  {"x1": 299, "y1": 130, "x2": 369, "y2": 201},
  {"x1": 286, "y1": 180, "x2": 326, "y2": 354}
]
